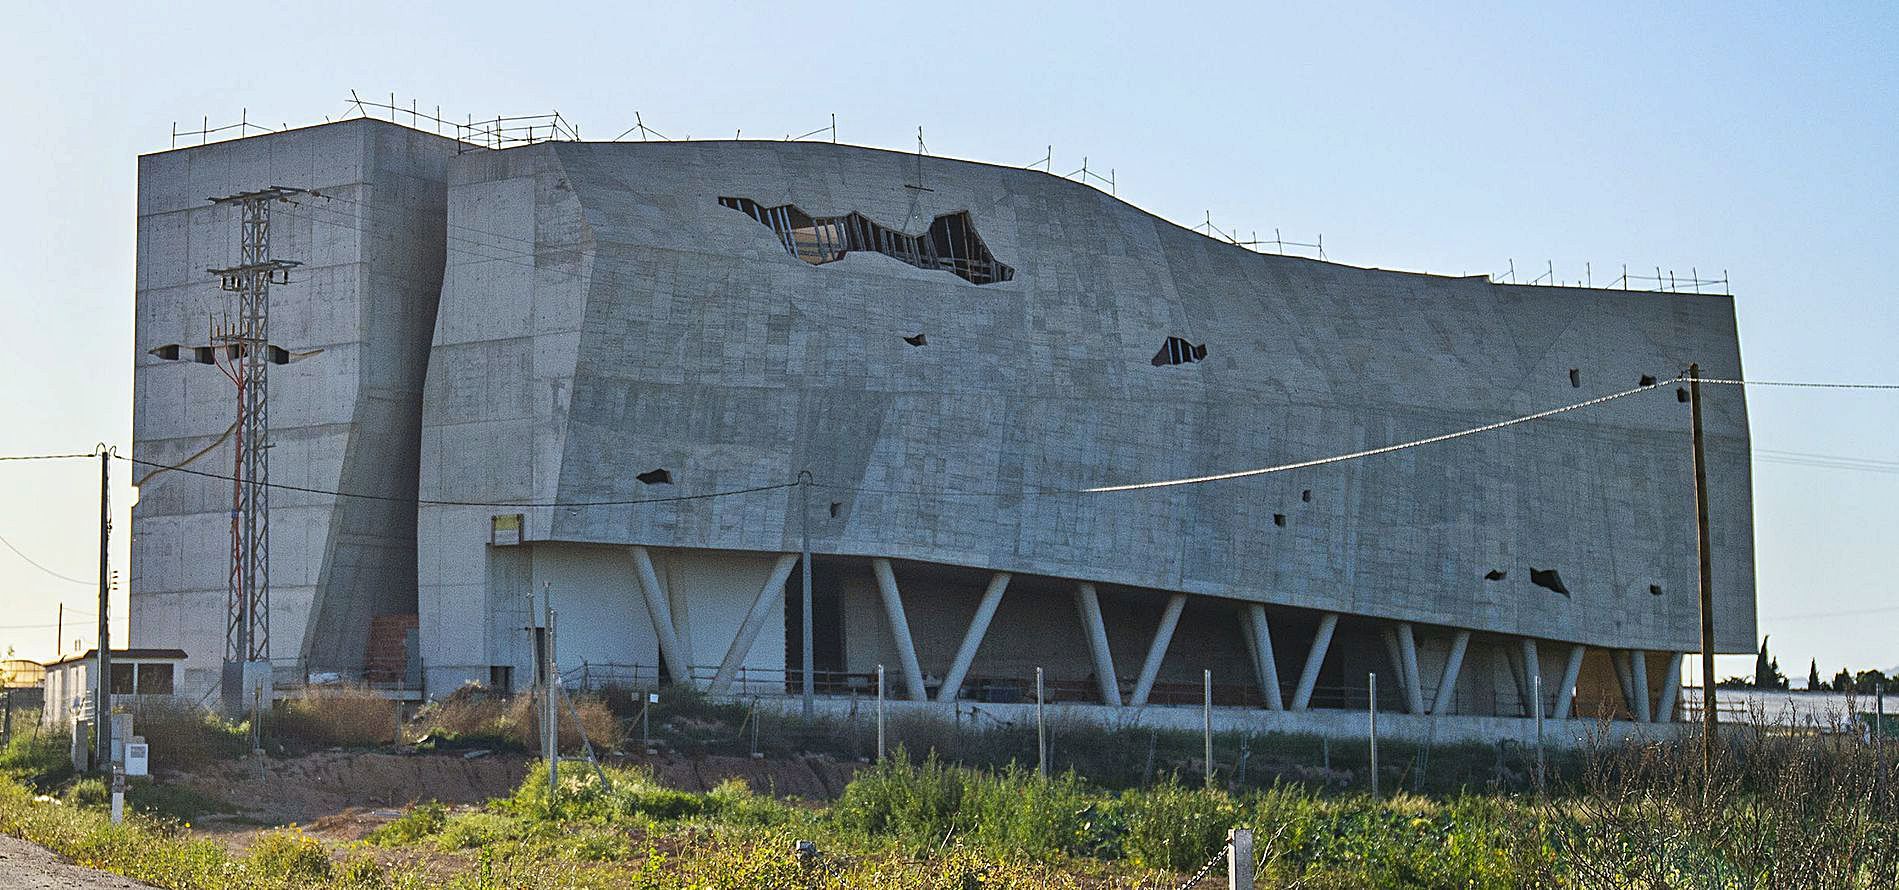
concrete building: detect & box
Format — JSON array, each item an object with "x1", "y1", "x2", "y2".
[{"x1": 131, "y1": 118, "x2": 1755, "y2": 736}]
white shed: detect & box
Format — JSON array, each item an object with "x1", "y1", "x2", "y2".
[{"x1": 41, "y1": 649, "x2": 186, "y2": 727}]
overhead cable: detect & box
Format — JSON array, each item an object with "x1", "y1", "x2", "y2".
[
  {"x1": 119, "y1": 454, "x2": 794, "y2": 508},
  {"x1": 1085, "y1": 381, "x2": 1669, "y2": 493},
  {"x1": 0, "y1": 532, "x2": 94, "y2": 585}
]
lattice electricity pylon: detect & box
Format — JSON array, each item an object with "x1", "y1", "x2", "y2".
[{"x1": 206, "y1": 186, "x2": 301, "y2": 707}]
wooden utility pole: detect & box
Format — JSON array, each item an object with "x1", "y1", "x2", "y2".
[
  {"x1": 94, "y1": 450, "x2": 112, "y2": 772},
  {"x1": 1689, "y1": 363, "x2": 1718, "y2": 781}
]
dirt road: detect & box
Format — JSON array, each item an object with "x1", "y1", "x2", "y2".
[{"x1": 0, "y1": 835, "x2": 156, "y2": 889}]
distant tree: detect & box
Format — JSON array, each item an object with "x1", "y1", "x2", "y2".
[
  {"x1": 1852, "y1": 669, "x2": 1890, "y2": 695},
  {"x1": 1832, "y1": 669, "x2": 1855, "y2": 692},
  {"x1": 1716, "y1": 676, "x2": 1756, "y2": 690},
  {"x1": 1753, "y1": 636, "x2": 1789, "y2": 690},
  {"x1": 1808, "y1": 659, "x2": 1822, "y2": 691}
]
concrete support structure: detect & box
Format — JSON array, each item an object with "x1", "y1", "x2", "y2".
[
  {"x1": 1629, "y1": 648, "x2": 1652, "y2": 723},
  {"x1": 1292, "y1": 613, "x2": 1338, "y2": 711},
  {"x1": 1430, "y1": 630, "x2": 1471, "y2": 715},
  {"x1": 1552, "y1": 644, "x2": 1587, "y2": 720},
  {"x1": 870, "y1": 559, "x2": 927, "y2": 701},
  {"x1": 1396, "y1": 623, "x2": 1426, "y2": 716},
  {"x1": 1073, "y1": 583, "x2": 1122, "y2": 707},
  {"x1": 1654, "y1": 652, "x2": 1684, "y2": 722},
  {"x1": 1612, "y1": 650, "x2": 1636, "y2": 717},
  {"x1": 935, "y1": 573, "x2": 1011, "y2": 703},
  {"x1": 1245, "y1": 604, "x2": 1284, "y2": 710},
  {"x1": 708, "y1": 554, "x2": 799, "y2": 693},
  {"x1": 1519, "y1": 638, "x2": 1541, "y2": 717},
  {"x1": 1130, "y1": 594, "x2": 1187, "y2": 707},
  {"x1": 632, "y1": 546, "x2": 693, "y2": 687}
]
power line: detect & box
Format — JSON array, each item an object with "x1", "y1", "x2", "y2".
[
  {"x1": 0, "y1": 452, "x2": 96, "y2": 462},
  {"x1": 0, "y1": 532, "x2": 94, "y2": 585},
  {"x1": 1699, "y1": 378, "x2": 1899, "y2": 391},
  {"x1": 120, "y1": 454, "x2": 796, "y2": 508},
  {"x1": 1086, "y1": 381, "x2": 1669, "y2": 493}
]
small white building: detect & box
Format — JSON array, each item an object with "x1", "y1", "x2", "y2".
[{"x1": 41, "y1": 649, "x2": 186, "y2": 728}]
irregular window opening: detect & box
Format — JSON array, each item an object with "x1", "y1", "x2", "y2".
[
  {"x1": 1529, "y1": 567, "x2": 1570, "y2": 596},
  {"x1": 193, "y1": 346, "x2": 216, "y2": 364},
  {"x1": 150, "y1": 344, "x2": 181, "y2": 361},
  {"x1": 1648, "y1": 583, "x2": 1663, "y2": 596},
  {"x1": 1639, "y1": 374, "x2": 1657, "y2": 387},
  {"x1": 1151, "y1": 336, "x2": 1208, "y2": 366},
  {"x1": 1568, "y1": 369, "x2": 1581, "y2": 388},
  {"x1": 719, "y1": 197, "x2": 1014, "y2": 285},
  {"x1": 635, "y1": 468, "x2": 673, "y2": 485},
  {"x1": 1273, "y1": 513, "x2": 1286, "y2": 527},
  {"x1": 829, "y1": 502, "x2": 841, "y2": 518},
  {"x1": 1484, "y1": 569, "x2": 1507, "y2": 581},
  {"x1": 1301, "y1": 489, "x2": 1312, "y2": 503},
  {"x1": 1677, "y1": 388, "x2": 1690, "y2": 403},
  {"x1": 902, "y1": 333, "x2": 928, "y2": 347}
]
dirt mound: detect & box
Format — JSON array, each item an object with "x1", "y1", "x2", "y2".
[
  {"x1": 166, "y1": 750, "x2": 530, "y2": 824},
  {"x1": 165, "y1": 749, "x2": 865, "y2": 827}
]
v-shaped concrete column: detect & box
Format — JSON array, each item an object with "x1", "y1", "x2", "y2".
[
  {"x1": 1073, "y1": 582, "x2": 1122, "y2": 707},
  {"x1": 1429, "y1": 630, "x2": 1471, "y2": 715},
  {"x1": 1653, "y1": 652, "x2": 1684, "y2": 722},
  {"x1": 631, "y1": 546, "x2": 693, "y2": 688},
  {"x1": 1551, "y1": 644, "x2": 1586, "y2": 720},
  {"x1": 1245, "y1": 604, "x2": 1284, "y2": 710},
  {"x1": 870, "y1": 558, "x2": 928, "y2": 701},
  {"x1": 935, "y1": 572, "x2": 1012, "y2": 703},
  {"x1": 1395, "y1": 623, "x2": 1426, "y2": 715},
  {"x1": 1629, "y1": 649, "x2": 1652, "y2": 723},
  {"x1": 1129, "y1": 594, "x2": 1186, "y2": 707},
  {"x1": 1291, "y1": 613, "x2": 1338, "y2": 711},
  {"x1": 708, "y1": 554, "x2": 800, "y2": 694}
]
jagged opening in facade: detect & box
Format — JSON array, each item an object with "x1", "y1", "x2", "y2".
[
  {"x1": 719, "y1": 197, "x2": 1014, "y2": 284},
  {"x1": 1569, "y1": 369, "x2": 1581, "y2": 388},
  {"x1": 1530, "y1": 567, "x2": 1570, "y2": 596},
  {"x1": 1151, "y1": 336, "x2": 1207, "y2": 366},
  {"x1": 635, "y1": 468, "x2": 672, "y2": 485}
]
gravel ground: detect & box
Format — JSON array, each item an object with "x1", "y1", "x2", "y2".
[{"x1": 0, "y1": 835, "x2": 157, "y2": 889}]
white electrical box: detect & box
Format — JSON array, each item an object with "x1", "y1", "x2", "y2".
[{"x1": 124, "y1": 741, "x2": 149, "y2": 777}]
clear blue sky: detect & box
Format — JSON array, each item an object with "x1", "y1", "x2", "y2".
[{"x1": 1, "y1": 2, "x2": 1894, "y2": 682}]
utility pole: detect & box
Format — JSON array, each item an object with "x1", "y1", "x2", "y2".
[
  {"x1": 798, "y1": 471, "x2": 814, "y2": 719},
  {"x1": 1689, "y1": 363, "x2": 1719, "y2": 783},
  {"x1": 209, "y1": 187, "x2": 302, "y2": 715},
  {"x1": 94, "y1": 449, "x2": 112, "y2": 772}
]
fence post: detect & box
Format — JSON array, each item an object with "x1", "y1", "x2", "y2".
[
  {"x1": 875, "y1": 664, "x2": 886, "y2": 764},
  {"x1": 1204, "y1": 669, "x2": 1214, "y2": 789},
  {"x1": 1035, "y1": 667, "x2": 1047, "y2": 778},
  {"x1": 1533, "y1": 672, "x2": 1545, "y2": 794},
  {"x1": 1878, "y1": 680, "x2": 1887, "y2": 803},
  {"x1": 1368, "y1": 672, "x2": 1379, "y2": 798},
  {"x1": 1227, "y1": 827, "x2": 1255, "y2": 890}
]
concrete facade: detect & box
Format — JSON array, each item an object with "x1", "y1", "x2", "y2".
[
  {"x1": 132, "y1": 121, "x2": 460, "y2": 695},
  {"x1": 131, "y1": 120, "x2": 1754, "y2": 735}
]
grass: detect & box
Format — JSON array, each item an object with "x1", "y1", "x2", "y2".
[{"x1": 0, "y1": 704, "x2": 1893, "y2": 888}]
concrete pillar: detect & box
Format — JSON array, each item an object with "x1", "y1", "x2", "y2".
[
  {"x1": 1073, "y1": 583, "x2": 1122, "y2": 707},
  {"x1": 1654, "y1": 652, "x2": 1684, "y2": 722},
  {"x1": 1291, "y1": 613, "x2": 1337, "y2": 711},
  {"x1": 631, "y1": 546, "x2": 694, "y2": 687},
  {"x1": 1396, "y1": 623, "x2": 1425, "y2": 715},
  {"x1": 1611, "y1": 650, "x2": 1636, "y2": 719},
  {"x1": 1429, "y1": 630, "x2": 1471, "y2": 715},
  {"x1": 870, "y1": 559, "x2": 928, "y2": 701},
  {"x1": 1129, "y1": 594, "x2": 1186, "y2": 707},
  {"x1": 1246, "y1": 604, "x2": 1284, "y2": 710},
  {"x1": 1519, "y1": 638, "x2": 1540, "y2": 718},
  {"x1": 1629, "y1": 649, "x2": 1652, "y2": 723},
  {"x1": 934, "y1": 572, "x2": 1012, "y2": 703},
  {"x1": 1552, "y1": 644, "x2": 1586, "y2": 720},
  {"x1": 708, "y1": 554, "x2": 799, "y2": 694}
]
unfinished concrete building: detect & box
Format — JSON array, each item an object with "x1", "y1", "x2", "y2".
[{"x1": 130, "y1": 117, "x2": 1756, "y2": 739}]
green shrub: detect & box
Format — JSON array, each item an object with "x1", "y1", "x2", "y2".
[
  {"x1": 246, "y1": 826, "x2": 333, "y2": 882},
  {"x1": 133, "y1": 701, "x2": 248, "y2": 767},
  {"x1": 1114, "y1": 774, "x2": 1235, "y2": 871},
  {"x1": 0, "y1": 727, "x2": 73, "y2": 786},
  {"x1": 367, "y1": 801, "x2": 447, "y2": 845},
  {"x1": 436, "y1": 810, "x2": 525, "y2": 850},
  {"x1": 830, "y1": 748, "x2": 966, "y2": 846}
]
